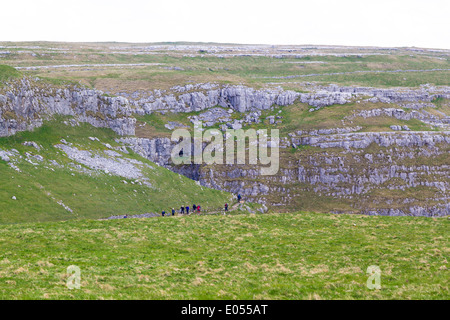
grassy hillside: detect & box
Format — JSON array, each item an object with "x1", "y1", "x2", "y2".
[
  {"x1": 0, "y1": 64, "x2": 21, "y2": 82},
  {"x1": 0, "y1": 118, "x2": 232, "y2": 224},
  {"x1": 0, "y1": 212, "x2": 447, "y2": 299}
]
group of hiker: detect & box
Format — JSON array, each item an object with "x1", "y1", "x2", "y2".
[
  {"x1": 161, "y1": 194, "x2": 242, "y2": 217},
  {"x1": 122, "y1": 194, "x2": 242, "y2": 218},
  {"x1": 162, "y1": 204, "x2": 202, "y2": 216}
]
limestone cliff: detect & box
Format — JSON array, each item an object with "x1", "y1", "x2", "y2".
[{"x1": 0, "y1": 78, "x2": 136, "y2": 137}]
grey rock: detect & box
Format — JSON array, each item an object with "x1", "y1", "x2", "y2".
[
  {"x1": 164, "y1": 121, "x2": 187, "y2": 130},
  {"x1": 23, "y1": 141, "x2": 41, "y2": 150},
  {"x1": 390, "y1": 125, "x2": 402, "y2": 131},
  {"x1": 55, "y1": 143, "x2": 153, "y2": 185},
  {"x1": 0, "y1": 150, "x2": 11, "y2": 162},
  {"x1": 402, "y1": 125, "x2": 411, "y2": 131},
  {"x1": 266, "y1": 116, "x2": 275, "y2": 124},
  {"x1": 0, "y1": 77, "x2": 136, "y2": 137}
]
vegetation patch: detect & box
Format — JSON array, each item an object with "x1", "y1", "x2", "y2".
[
  {"x1": 0, "y1": 65, "x2": 21, "y2": 82},
  {"x1": 0, "y1": 212, "x2": 447, "y2": 299}
]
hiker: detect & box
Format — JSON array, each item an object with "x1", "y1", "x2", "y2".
[
  {"x1": 197, "y1": 205, "x2": 201, "y2": 214},
  {"x1": 162, "y1": 210, "x2": 165, "y2": 217},
  {"x1": 237, "y1": 194, "x2": 242, "y2": 202},
  {"x1": 193, "y1": 204, "x2": 197, "y2": 212},
  {"x1": 180, "y1": 206, "x2": 185, "y2": 214},
  {"x1": 172, "y1": 208, "x2": 175, "y2": 216},
  {"x1": 224, "y1": 203, "x2": 228, "y2": 212},
  {"x1": 186, "y1": 206, "x2": 190, "y2": 215}
]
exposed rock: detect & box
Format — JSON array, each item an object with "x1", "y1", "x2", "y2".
[
  {"x1": 117, "y1": 137, "x2": 173, "y2": 167},
  {"x1": 23, "y1": 141, "x2": 41, "y2": 150},
  {"x1": 0, "y1": 150, "x2": 11, "y2": 162},
  {"x1": 116, "y1": 131, "x2": 450, "y2": 217},
  {"x1": 348, "y1": 107, "x2": 448, "y2": 129},
  {"x1": 55, "y1": 143, "x2": 153, "y2": 185},
  {"x1": 293, "y1": 131, "x2": 450, "y2": 149},
  {"x1": 164, "y1": 121, "x2": 188, "y2": 130},
  {"x1": 131, "y1": 84, "x2": 300, "y2": 114},
  {"x1": 390, "y1": 125, "x2": 402, "y2": 131},
  {"x1": 189, "y1": 107, "x2": 231, "y2": 127},
  {"x1": 266, "y1": 116, "x2": 275, "y2": 124},
  {"x1": 0, "y1": 77, "x2": 136, "y2": 137},
  {"x1": 229, "y1": 121, "x2": 242, "y2": 130}
]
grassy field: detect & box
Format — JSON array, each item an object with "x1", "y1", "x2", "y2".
[
  {"x1": 0, "y1": 212, "x2": 447, "y2": 299},
  {"x1": 0, "y1": 118, "x2": 233, "y2": 224},
  {"x1": 1, "y1": 42, "x2": 449, "y2": 92}
]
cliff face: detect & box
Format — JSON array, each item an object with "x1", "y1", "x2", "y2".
[
  {"x1": 3, "y1": 78, "x2": 449, "y2": 138},
  {"x1": 293, "y1": 131, "x2": 450, "y2": 149},
  {"x1": 199, "y1": 132, "x2": 450, "y2": 216},
  {"x1": 0, "y1": 78, "x2": 136, "y2": 137},
  {"x1": 2, "y1": 77, "x2": 449, "y2": 216},
  {"x1": 128, "y1": 83, "x2": 300, "y2": 114},
  {"x1": 118, "y1": 130, "x2": 450, "y2": 217},
  {"x1": 127, "y1": 82, "x2": 450, "y2": 114},
  {"x1": 113, "y1": 83, "x2": 450, "y2": 217}
]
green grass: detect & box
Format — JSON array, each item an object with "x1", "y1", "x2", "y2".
[
  {"x1": 0, "y1": 118, "x2": 232, "y2": 224},
  {"x1": 272, "y1": 70, "x2": 450, "y2": 88},
  {"x1": 0, "y1": 64, "x2": 21, "y2": 82},
  {"x1": 224, "y1": 100, "x2": 440, "y2": 136},
  {"x1": 2, "y1": 42, "x2": 449, "y2": 91},
  {"x1": 0, "y1": 212, "x2": 447, "y2": 299}
]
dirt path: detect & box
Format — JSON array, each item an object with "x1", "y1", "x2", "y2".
[{"x1": 102, "y1": 201, "x2": 246, "y2": 220}]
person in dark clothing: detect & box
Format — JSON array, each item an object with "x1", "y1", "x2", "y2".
[
  {"x1": 162, "y1": 210, "x2": 165, "y2": 217},
  {"x1": 224, "y1": 203, "x2": 228, "y2": 212},
  {"x1": 180, "y1": 206, "x2": 185, "y2": 214},
  {"x1": 193, "y1": 204, "x2": 197, "y2": 211},
  {"x1": 237, "y1": 194, "x2": 242, "y2": 202},
  {"x1": 172, "y1": 208, "x2": 175, "y2": 216},
  {"x1": 186, "y1": 206, "x2": 190, "y2": 215}
]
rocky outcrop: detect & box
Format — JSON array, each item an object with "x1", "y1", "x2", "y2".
[
  {"x1": 189, "y1": 107, "x2": 232, "y2": 127},
  {"x1": 128, "y1": 83, "x2": 356, "y2": 113},
  {"x1": 115, "y1": 131, "x2": 450, "y2": 217},
  {"x1": 126, "y1": 82, "x2": 450, "y2": 115},
  {"x1": 347, "y1": 108, "x2": 449, "y2": 128},
  {"x1": 2, "y1": 76, "x2": 449, "y2": 217},
  {"x1": 130, "y1": 84, "x2": 301, "y2": 114},
  {"x1": 324, "y1": 83, "x2": 450, "y2": 103},
  {"x1": 117, "y1": 137, "x2": 173, "y2": 167},
  {"x1": 292, "y1": 131, "x2": 450, "y2": 149},
  {"x1": 291, "y1": 126, "x2": 363, "y2": 136},
  {"x1": 0, "y1": 78, "x2": 136, "y2": 137},
  {"x1": 298, "y1": 91, "x2": 352, "y2": 109},
  {"x1": 55, "y1": 143, "x2": 153, "y2": 186},
  {"x1": 3, "y1": 77, "x2": 449, "y2": 139}
]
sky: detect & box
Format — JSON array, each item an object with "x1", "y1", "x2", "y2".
[{"x1": 1, "y1": 0, "x2": 449, "y2": 49}]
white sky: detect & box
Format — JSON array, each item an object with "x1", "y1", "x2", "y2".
[{"x1": 1, "y1": 0, "x2": 449, "y2": 49}]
